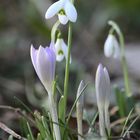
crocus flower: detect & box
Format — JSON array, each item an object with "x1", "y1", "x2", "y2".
[
  {"x1": 104, "y1": 34, "x2": 120, "y2": 59},
  {"x1": 45, "y1": 0, "x2": 77, "y2": 25},
  {"x1": 95, "y1": 64, "x2": 111, "y2": 137},
  {"x1": 30, "y1": 44, "x2": 56, "y2": 93},
  {"x1": 55, "y1": 38, "x2": 72, "y2": 62},
  {"x1": 30, "y1": 44, "x2": 61, "y2": 140}
]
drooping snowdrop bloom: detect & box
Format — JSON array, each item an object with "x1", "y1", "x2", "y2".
[
  {"x1": 95, "y1": 64, "x2": 111, "y2": 137},
  {"x1": 104, "y1": 34, "x2": 120, "y2": 59},
  {"x1": 45, "y1": 0, "x2": 77, "y2": 25},
  {"x1": 30, "y1": 44, "x2": 56, "y2": 93},
  {"x1": 55, "y1": 38, "x2": 72, "y2": 62}
]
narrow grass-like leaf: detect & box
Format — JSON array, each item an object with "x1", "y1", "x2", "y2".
[
  {"x1": 37, "y1": 133, "x2": 42, "y2": 140},
  {"x1": 14, "y1": 96, "x2": 33, "y2": 115},
  {"x1": 58, "y1": 95, "x2": 64, "y2": 120},
  {"x1": 88, "y1": 112, "x2": 98, "y2": 133},
  {"x1": 62, "y1": 83, "x2": 88, "y2": 139},
  {"x1": 123, "y1": 115, "x2": 140, "y2": 137},
  {"x1": 27, "y1": 134, "x2": 32, "y2": 140},
  {"x1": 26, "y1": 122, "x2": 34, "y2": 140},
  {"x1": 67, "y1": 83, "x2": 88, "y2": 123},
  {"x1": 121, "y1": 108, "x2": 134, "y2": 136}
]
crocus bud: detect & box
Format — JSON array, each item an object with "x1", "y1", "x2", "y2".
[
  {"x1": 45, "y1": 0, "x2": 77, "y2": 25},
  {"x1": 76, "y1": 80, "x2": 85, "y2": 140},
  {"x1": 55, "y1": 38, "x2": 72, "y2": 63},
  {"x1": 95, "y1": 64, "x2": 111, "y2": 137},
  {"x1": 104, "y1": 34, "x2": 120, "y2": 59},
  {"x1": 30, "y1": 44, "x2": 56, "y2": 93}
]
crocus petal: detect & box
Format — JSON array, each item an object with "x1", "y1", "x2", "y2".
[
  {"x1": 45, "y1": 0, "x2": 63, "y2": 19},
  {"x1": 64, "y1": 1, "x2": 77, "y2": 22},
  {"x1": 36, "y1": 46, "x2": 55, "y2": 92},
  {"x1": 95, "y1": 64, "x2": 106, "y2": 108},
  {"x1": 104, "y1": 34, "x2": 114, "y2": 57},
  {"x1": 103, "y1": 67, "x2": 111, "y2": 107},
  {"x1": 30, "y1": 45, "x2": 39, "y2": 73},
  {"x1": 58, "y1": 14, "x2": 69, "y2": 25},
  {"x1": 45, "y1": 47, "x2": 56, "y2": 81}
]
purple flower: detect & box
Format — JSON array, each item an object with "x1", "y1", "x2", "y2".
[{"x1": 30, "y1": 44, "x2": 56, "y2": 93}]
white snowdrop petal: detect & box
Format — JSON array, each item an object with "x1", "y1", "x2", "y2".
[
  {"x1": 64, "y1": 1, "x2": 77, "y2": 22},
  {"x1": 58, "y1": 14, "x2": 69, "y2": 25},
  {"x1": 45, "y1": 1, "x2": 63, "y2": 19},
  {"x1": 104, "y1": 34, "x2": 114, "y2": 57}
]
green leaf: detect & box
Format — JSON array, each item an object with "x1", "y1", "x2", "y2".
[
  {"x1": 26, "y1": 122, "x2": 34, "y2": 140},
  {"x1": 8, "y1": 135, "x2": 13, "y2": 140},
  {"x1": 114, "y1": 86, "x2": 127, "y2": 117}
]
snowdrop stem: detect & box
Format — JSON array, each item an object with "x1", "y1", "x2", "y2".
[
  {"x1": 119, "y1": 31, "x2": 131, "y2": 97},
  {"x1": 63, "y1": 22, "x2": 72, "y2": 121},
  {"x1": 51, "y1": 20, "x2": 60, "y2": 43},
  {"x1": 108, "y1": 20, "x2": 131, "y2": 97},
  {"x1": 48, "y1": 91, "x2": 61, "y2": 140}
]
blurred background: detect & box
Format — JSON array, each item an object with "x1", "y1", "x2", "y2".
[{"x1": 0, "y1": 0, "x2": 140, "y2": 138}]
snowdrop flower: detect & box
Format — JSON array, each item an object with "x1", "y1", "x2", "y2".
[
  {"x1": 45, "y1": 0, "x2": 77, "y2": 25},
  {"x1": 95, "y1": 64, "x2": 111, "y2": 137},
  {"x1": 30, "y1": 44, "x2": 56, "y2": 93},
  {"x1": 104, "y1": 34, "x2": 120, "y2": 59},
  {"x1": 55, "y1": 38, "x2": 72, "y2": 62}
]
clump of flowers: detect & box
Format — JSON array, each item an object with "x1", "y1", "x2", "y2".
[{"x1": 1, "y1": 0, "x2": 138, "y2": 140}]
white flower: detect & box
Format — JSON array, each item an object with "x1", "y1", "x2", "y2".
[
  {"x1": 55, "y1": 38, "x2": 72, "y2": 62},
  {"x1": 45, "y1": 0, "x2": 77, "y2": 25},
  {"x1": 104, "y1": 34, "x2": 120, "y2": 59},
  {"x1": 95, "y1": 64, "x2": 111, "y2": 137}
]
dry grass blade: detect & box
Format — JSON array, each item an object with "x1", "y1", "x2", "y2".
[{"x1": 0, "y1": 122, "x2": 27, "y2": 140}]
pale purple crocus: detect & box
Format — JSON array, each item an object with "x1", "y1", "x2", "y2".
[
  {"x1": 95, "y1": 64, "x2": 111, "y2": 137},
  {"x1": 45, "y1": 0, "x2": 77, "y2": 25},
  {"x1": 30, "y1": 44, "x2": 61, "y2": 140},
  {"x1": 30, "y1": 44, "x2": 56, "y2": 93}
]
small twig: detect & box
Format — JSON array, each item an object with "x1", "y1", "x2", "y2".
[
  {"x1": 0, "y1": 105, "x2": 35, "y2": 125},
  {"x1": 110, "y1": 114, "x2": 137, "y2": 128},
  {"x1": 0, "y1": 122, "x2": 27, "y2": 140}
]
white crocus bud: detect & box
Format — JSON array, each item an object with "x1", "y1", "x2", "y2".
[
  {"x1": 95, "y1": 64, "x2": 111, "y2": 137},
  {"x1": 104, "y1": 34, "x2": 120, "y2": 59},
  {"x1": 45, "y1": 0, "x2": 77, "y2": 25},
  {"x1": 55, "y1": 38, "x2": 72, "y2": 63},
  {"x1": 76, "y1": 80, "x2": 85, "y2": 140}
]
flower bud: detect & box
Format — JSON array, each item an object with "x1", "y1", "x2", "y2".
[{"x1": 104, "y1": 34, "x2": 120, "y2": 59}]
